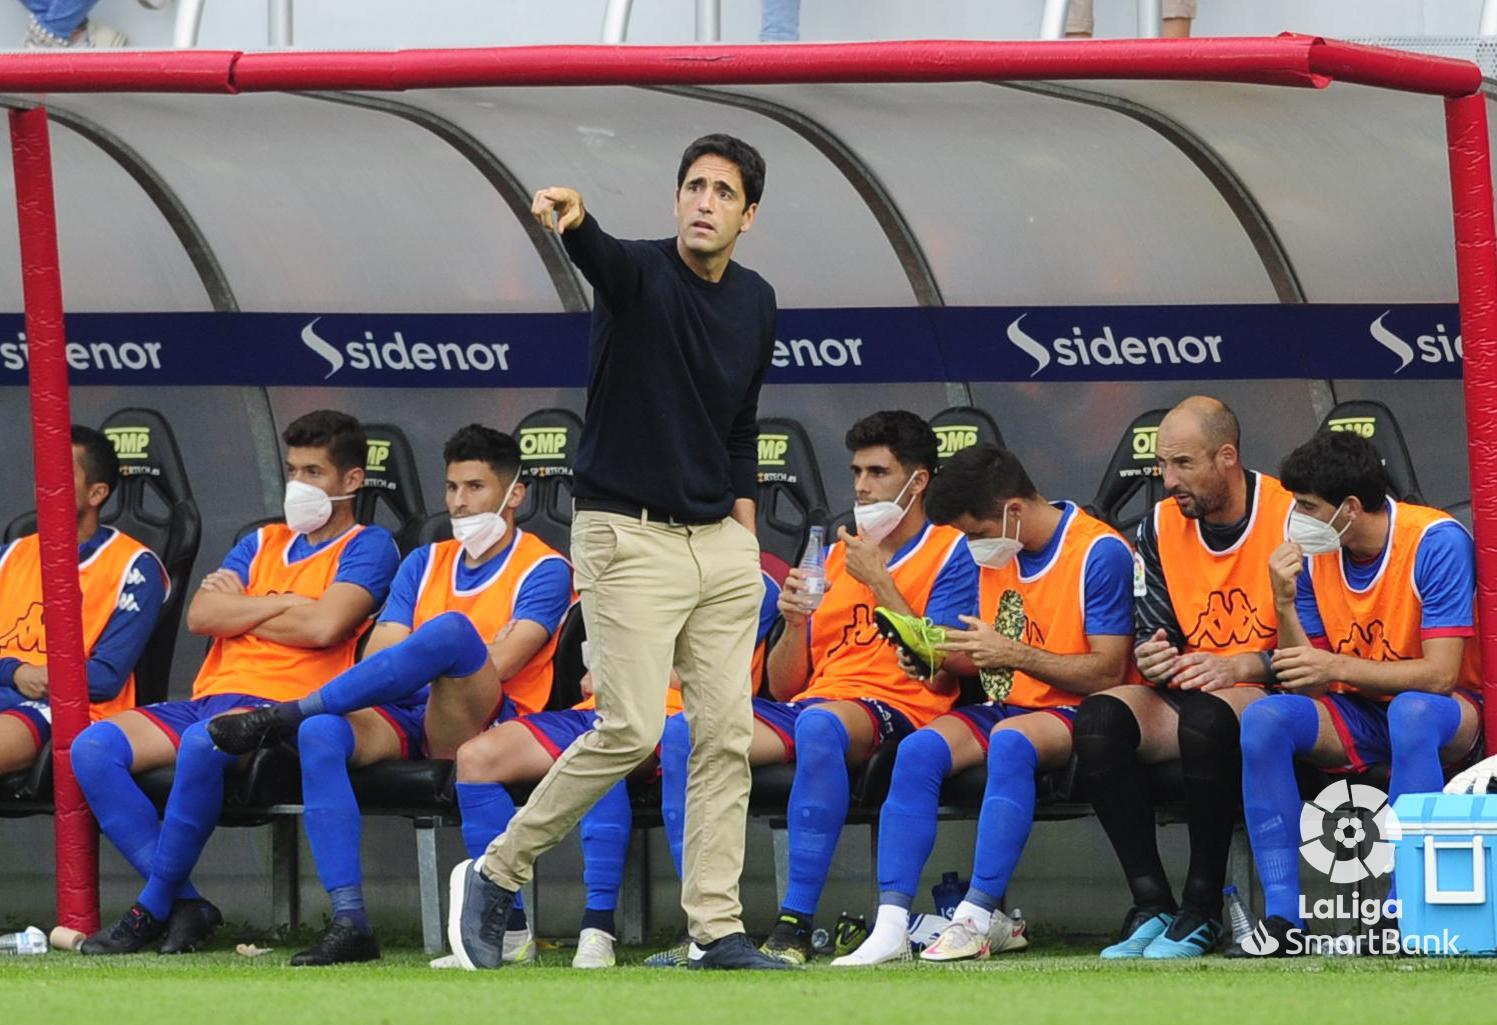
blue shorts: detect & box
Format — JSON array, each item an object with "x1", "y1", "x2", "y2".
[
  {"x1": 752, "y1": 696, "x2": 913, "y2": 763},
  {"x1": 519, "y1": 708, "x2": 600, "y2": 760},
  {"x1": 947, "y1": 702, "x2": 1078, "y2": 751},
  {"x1": 1, "y1": 699, "x2": 50, "y2": 750},
  {"x1": 370, "y1": 698, "x2": 430, "y2": 760},
  {"x1": 1319, "y1": 690, "x2": 1483, "y2": 774},
  {"x1": 137, "y1": 694, "x2": 276, "y2": 748}
]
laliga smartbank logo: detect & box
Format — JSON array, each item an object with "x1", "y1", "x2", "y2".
[
  {"x1": 1369, "y1": 311, "x2": 1463, "y2": 374},
  {"x1": 300, "y1": 318, "x2": 513, "y2": 380},
  {"x1": 1005, "y1": 315, "x2": 1225, "y2": 377},
  {"x1": 1239, "y1": 781, "x2": 1460, "y2": 957}
]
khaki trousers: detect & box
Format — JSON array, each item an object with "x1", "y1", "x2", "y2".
[{"x1": 481, "y1": 509, "x2": 763, "y2": 942}]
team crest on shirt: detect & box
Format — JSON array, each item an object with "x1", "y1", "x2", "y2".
[
  {"x1": 1333, "y1": 621, "x2": 1409, "y2": 662},
  {"x1": 0, "y1": 601, "x2": 46, "y2": 655},
  {"x1": 1186, "y1": 588, "x2": 1275, "y2": 649},
  {"x1": 828, "y1": 603, "x2": 884, "y2": 658}
]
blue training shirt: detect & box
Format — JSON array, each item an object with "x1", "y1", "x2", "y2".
[
  {"x1": 1015, "y1": 502, "x2": 1136, "y2": 637},
  {"x1": 219, "y1": 523, "x2": 400, "y2": 608}
]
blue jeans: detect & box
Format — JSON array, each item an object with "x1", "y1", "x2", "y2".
[
  {"x1": 760, "y1": 0, "x2": 800, "y2": 41},
  {"x1": 18, "y1": 0, "x2": 99, "y2": 38}
]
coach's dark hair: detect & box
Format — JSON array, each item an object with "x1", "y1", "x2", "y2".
[
  {"x1": 282, "y1": 409, "x2": 367, "y2": 474},
  {"x1": 677, "y1": 134, "x2": 766, "y2": 207},
  {"x1": 926, "y1": 444, "x2": 1039, "y2": 525},
  {"x1": 71, "y1": 424, "x2": 119, "y2": 499},
  {"x1": 845, "y1": 410, "x2": 940, "y2": 477},
  {"x1": 443, "y1": 424, "x2": 522, "y2": 484},
  {"x1": 1278, "y1": 430, "x2": 1389, "y2": 514}
]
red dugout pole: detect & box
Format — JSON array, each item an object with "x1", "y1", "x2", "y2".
[{"x1": 10, "y1": 105, "x2": 98, "y2": 931}]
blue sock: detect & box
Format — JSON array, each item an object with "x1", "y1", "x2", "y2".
[
  {"x1": 659, "y1": 712, "x2": 691, "y2": 879},
  {"x1": 1241, "y1": 695, "x2": 1321, "y2": 926},
  {"x1": 138, "y1": 720, "x2": 236, "y2": 920},
  {"x1": 1388, "y1": 691, "x2": 1463, "y2": 800},
  {"x1": 875, "y1": 727, "x2": 952, "y2": 909},
  {"x1": 580, "y1": 781, "x2": 632, "y2": 930},
  {"x1": 455, "y1": 781, "x2": 524, "y2": 915},
  {"x1": 782, "y1": 708, "x2": 852, "y2": 919},
  {"x1": 969, "y1": 729, "x2": 1040, "y2": 906},
  {"x1": 298, "y1": 715, "x2": 372, "y2": 935},
  {"x1": 296, "y1": 612, "x2": 490, "y2": 720},
  {"x1": 73, "y1": 722, "x2": 203, "y2": 901}
]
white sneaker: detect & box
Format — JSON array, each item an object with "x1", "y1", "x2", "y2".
[
  {"x1": 920, "y1": 918, "x2": 990, "y2": 962},
  {"x1": 24, "y1": 18, "x2": 126, "y2": 48},
  {"x1": 429, "y1": 953, "x2": 461, "y2": 969},
  {"x1": 503, "y1": 927, "x2": 537, "y2": 964},
  {"x1": 572, "y1": 928, "x2": 616, "y2": 969},
  {"x1": 830, "y1": 931, "x2": 911, "y2": 967},
  {"x1": 987, "y1": 908, "x2": 1029, "y2": 955}
]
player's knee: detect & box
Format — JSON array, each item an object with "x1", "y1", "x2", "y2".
[
  {"x1": 1239, "y1": 696, "x2": 1293, "y2": 764},
  {"x1": 594, "y1": 713, "x2": 661, "y2": 763},
  {"x1": 72, "y1": 721, "x2": 129, "y2": 787},
  {"x1": 412, "y1": 611, "x2": 487, "y2": 670},
  {"x1": 890, "y1": 727, "x2": 950, "y2": 785},
  {"x1": 1176, "y1": 691, "x2": 1241, "y2": 751},
  {"x1": 454, "y1": 733, "x2": 504, "y2": 783},
  {"x1": 297, "y1": 714, "x2": 353, "y2": 772},
  {"x1": 181, "y1": 719, "x2": 234, "y2": 770},
  {"x1": 793, "y1": 707, "x2": 849, "y2": 761},
  {"x1": 987, "y1": 727, "x2": 1038, "y2": 771},
  {"x1": 1387, "y1": 691, "x2": 1446, "y2": 751},
  {"x1": 1073, "y1": 694, "x2": 1140, "y2": 765}
]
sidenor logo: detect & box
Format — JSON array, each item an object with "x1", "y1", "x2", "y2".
[
  {"x1": 1369, "y1": 311, "x2": 1462, "y2": 373},
  {"x1": 1005, "y1": 315, "x2": 1224, "y2": 376},
  {"x1": 301, "y1": 317, "x2": 513, "y2": 380}
]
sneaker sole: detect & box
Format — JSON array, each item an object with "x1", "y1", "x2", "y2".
[
  {"x1": 830, "y1": 946, "x2": 911, "y2": 967},
  {"x1": 446, "y1": 860, "x2": 478, "y2": 972}
]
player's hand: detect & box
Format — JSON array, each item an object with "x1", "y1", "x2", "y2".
[
  {"x1": 1269, "y1": 541, "x2": 1305, "y2": 607},
  {"x1": 896, "y1": 648, "x2": 927, "y2": 681},
  {"x1": 1172, "y1": 652, "x2": 1239, "y2": 693},
  {"x1": 1134, "y1": 628, "x2": 1179, "y2": 685},
  {"x1": 1272, "y1": 645, "x2": 1340, "y2": 691},
  {"x1": 579, "y1": 671, "x2": 594, "y2": 700},
  {"x1": 778, "y1": 568, "x2": 815, "y2": 626},
  {"x1": 938, "y1": 615, "x2": 1026, "y2": 671},
  {"x1": 13, "y1": 663, "x2": 47, "y2": 700},
  {"x1": 199, "y1": 570, "x2": 245, "y2": 595},
  {"x1": 1446, "y1": 754, "x2": 1497, "y2": 794},
  {"x1": 532, "y1": 187, "x2": 585, "y2": 235},
  {"x1": 837, "y1": 526, "x2": 889, "y2": 588}
]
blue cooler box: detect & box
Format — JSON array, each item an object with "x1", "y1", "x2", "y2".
[{"x1": 1392, "y1": 793, "x2": 1497, "y2": 955}]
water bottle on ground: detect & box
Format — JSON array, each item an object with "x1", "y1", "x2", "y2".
[
  {"x1": 932, "y1": 871, "x2": 966, "y2": 921},
  {"x1": 798, "y1": 525, "x2": 826, "y2": 610},
  {"x1": 1224, "y1": 885, "x2": 1254, "y2": 945},
  {"x1": 0, "y1": 926, "x2": 48, "y2": 956}
]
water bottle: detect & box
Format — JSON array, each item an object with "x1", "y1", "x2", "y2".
[
  {"x1": 797, "y1": 525, "x2": 826, "y2": 610},
  {"x1": 931, "y1": 871, "x2": 965, "y2": 921},
  {"x1": 0, "y1": 926, "x2": 47, "y2": 956},
  {"x1": 1224, "y1": 885, "x2": 1254, "y2": 946}
]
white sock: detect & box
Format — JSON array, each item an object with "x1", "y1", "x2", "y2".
[
  {"x1": 866, "y1": 904, "x2": 910, "y2": 949},
  {"x1": 953, "y1": 900, "x2": 993, "y2": 934}
]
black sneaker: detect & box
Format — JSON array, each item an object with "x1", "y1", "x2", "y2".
[
  {"x1": 759, "y1": 916, "x2": 815, "y2": 965},
  {"x1": 1224, "y1": 914, "x2": 1302, "y2": 958},
  {"x1": 689, "y1": 932, "x2": 797, "y2": 970},
  {"x1": 290, "y1": 919, "x2": 382, "y2": 966},
  {"x1": 446, "y1": 858, "x2": 513, "y2": 970},
  {"x1": 80, "y1": 904, "x2": 168, "y2": 955},
  {"x1": 159, "y1": 898, "x2": 223, "y2": 954},
  {"x1": 206, "y1": 706, "x2": 296, "y2": 755}
]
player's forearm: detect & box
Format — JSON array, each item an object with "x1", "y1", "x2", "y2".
[
  {"x1": 1333, "y1": 653, "x2": 1461, "y2": 696},
  {"x1": 767, "y1": 629, "x2": 811, "y2": 701},
  {"x1": 866, "y1": 574, "x2": 914, "y2": 618},
  {"x1": 1010, "y1": 646, "x2": 1130, "y2": 696},
  {"x1": 250, "y1": 603, "x2": 363, "y2": 649},
  {"x1": 186, "y1": 592, "x2": 303, "y2": 637},
  {"x1": 1274, "y1": 599, "x2": 1312, "y2": 649}
]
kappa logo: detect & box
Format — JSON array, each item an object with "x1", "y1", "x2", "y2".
[
  {"x1": 125, "y1": 566, "x2": 147, "y2": 588},
  {"x1": 1005, "y1": 315, "x2": 1224, "y2": 376},
  {"x1": 117, "y1": 592, "x2": 141, "y2": 613},
  {"x1": 0, "y1": 602, "x2": 45, "y2": 654},
  {"x1": 934, "y1": 425, "x2": 980, "y2": 460},
  {"x1": 520, "y1": 427, "x2": 568, "y2": 462},
  {"x1": 1369, "y1": 311, "x2": 1463, "y2": 374},
  {"x1": 1333, "y1": 620, "x2": 1408, "y2": 662},
  {"x1": 828, "y1": 604, "x2": 882, "y2": 658},
  {"x1": 300, "y1": 317, "x2": 513, "y2": 380},
  {"x1": 105, "y1": 426, "x2": 151, "y2": 461},
  {"x1": 1185, "y1": 588, "x2": 1275, "y2": 649}
]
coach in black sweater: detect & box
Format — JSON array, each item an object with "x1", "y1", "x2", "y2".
[{"x1": 451, "y1": 134, "x2": 787, "y2": 971}]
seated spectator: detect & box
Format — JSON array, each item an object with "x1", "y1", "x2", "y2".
[
  {"x1": 72, "y1": 410, "x2": 399, "y2": 956},
  {"x1": 207, "y1": 424, "x2": 573, "y2": 966},
  {"x1": 0, "y1": 425, "x2": 165, "y2": 775},
  {"x1": 1066, "y1": 0, "x2": 1195, "y2": 38},
  {"x1": 1238, "y1": 429, "x2": 1482, "y2": 956}
]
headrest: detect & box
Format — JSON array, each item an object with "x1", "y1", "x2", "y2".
[
  {"x1": 928, "y1": 406, "x2": 1005, "y2": 464},
  {"x1": 1318, "y1": 400, "x2": 1424, "y2": 504},
  {"x1": 1088, "y1": 408, "x2": 1170, "y2": 534},
  {"x1": 513, "y1": 408, "x2": 584, "y2": 554},
  {"x1": 354, "y1": 423, "x2": 426, "y2": 553},
  {"x1": 756, "y1": 416, "x2": 830, "y2": 566}
]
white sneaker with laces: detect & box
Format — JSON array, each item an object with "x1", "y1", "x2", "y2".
[
  {"x1": 919, "y1": 918, "x2": 991, "y2": 962},
  {"x1": 987, "y1": 908, "x2": 1029, "y2": 955},
  {"x1": 503, "y1": 927, "x2": 537, "y2": 964},
  {"x1": 429, "y1": 953, "x2": 460, "y2": 969},
  {"x1": 572, "y1": 928, "x2": 616, "y2": 969},
  {"x1": 830, "y1": 930, "x2": 911, "y2": 967}
]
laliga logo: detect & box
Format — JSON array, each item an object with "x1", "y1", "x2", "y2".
[
  {"x1": 1299, "y1": 779, "x2": 1401, "y2": 883},
  {"x1": 1369, "y1": 311, "x2": 1463, "y2": 374}
]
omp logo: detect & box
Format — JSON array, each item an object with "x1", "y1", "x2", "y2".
[
  {"x1": 1327, "y1": 416, "x2": 1377, "y2": 439},
  {"x1": 1006, "y1": 315, "x2": 1224, "y2": 376},
  {"x1": 1333, "y1": 621, "x2": 1408, "y2": 662},
  {"x1": 520, "y1": 427, "x2": 568, "y2": 461},
  {"x1": 1131, "y1": 426, "x2": 1159, "y2": 461},
  {"x1": 758, "y1": 434, "x2": 789, "y2": 467},
  {"x1": 365, "y1": 439, "x2": 392, "y2": 473},
  {"x1": 1369, "y1": 311, "x2": 1463, "y2": 373},
  {"x1": 105, "y1": 426, "x2": 151, "y2": 461},
  {"x1": 0, "y1": 602, "x2": 45, "y2": 654},
  {"x1": 934, "y1": 425, "x2": 979, "y2": 460},
  {"x1": 1186, "y1": 588, "x2": 1275, "y2": 649},
  {"x1": 300, "y1": 317, "x2": 512, "y2": 379}
]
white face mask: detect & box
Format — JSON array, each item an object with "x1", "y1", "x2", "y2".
[
  {"x1": 283, "y1": 479, "x2": 354, "y2": 536},
  {"x1": 853, "y1": 472, "x2": 918, "y2": 545},
  {"x1": 1287, "y1": 501, "x2": 1350, "y2": 555},
  {"x1": 968, "y1": 509, "x2": 1024, "y2": 570},
  {"x1": 450, "y1": 475, "x2": 520, "y2": 560}
]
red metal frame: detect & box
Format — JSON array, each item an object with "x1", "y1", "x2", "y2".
[{"x1": 7, "y1": 35, "x2": 1496, "y2": 930}]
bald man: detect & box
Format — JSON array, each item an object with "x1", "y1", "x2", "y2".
[{"x1": 1073, "y1": 396, "x2": 1294, "y2": 960}]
